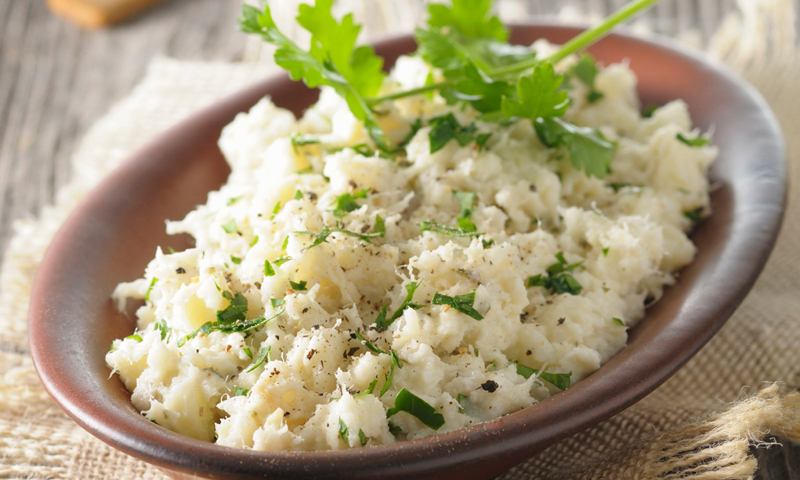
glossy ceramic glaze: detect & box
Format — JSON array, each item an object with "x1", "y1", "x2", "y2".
[{"x1": 29, "y1": 24, "x2": 786, "y2": 480}]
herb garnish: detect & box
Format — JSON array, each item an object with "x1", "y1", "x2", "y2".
[
  {"x1": 338, "y1": 417, "x2": 349, "y2": 443},
  {"x1": 230, "y1": 255, "x2": 242, "y2": 265},
  {"x1": 154, "y1": 319, "x2": 171, "y2": 342},
  {"x1": 144, "y1": 277, "x2": 158, "y2": 302},
  {"x1": 125, "y1": 334, "x2": 143, "y2": 342},
  {"x1": 386, "y1": 388, "x2": 445, "y2": 430},
  {"x1": 375, "y1": 280, "x2": 423, "y2": 330},
  {"x1": 227, "y1": 196, "x2": 243, "y2": 206},
  {"x1": 289, "y1": 280, "x2": 308, "y2": 291},
  {"x1": 433, "y1": 291, "x2": 483, "y2": 320},
  {"x1": 453, "y1": 190, "x2": 477, "y2": 231},
  {"x1": 331, "y1": 189, "x2": 369, "y2": 217},
  {"x1": 358, "y1": 429, "x2": 368, "y2": 446},
  {"x1": 526, "y1": 252, "x2": 583, "y2": 295},
  {"x1": 273, "y1": 256, "x2": 292, "y2": 267},
  {"x1": 264, "y1": 260, "x2": 275, "y2": 277},
  {"x1": 570, "y1": 54, "x2": 604, "y2": 103},
  {"x1": 218, "y1": 291, "x2": 248, "y2": 323},
  {"x1": 677, "y1": 132, "x2": 711, "y2": 147},
  {"x1": 241, "y1": 0, "x2": 663, "y2": 177},
  {"x1": 515, "y1": 363, "x2": 572, "y2": 390},
  {"x1": 246, "y1": 346, "x2": 272, "y2": 373},
  {"x1": 233, "y1": 387, "x2": 249, "y2": 396},
  {"x1": 296, "y1": 215, "x2": 386, "y2": 248},
  {"x1": 418, "y1": 221, "x2": 483, "y2": 237},
  {"x1": 428, "y1": 113, "x2": 480, "y2": 153},
  {"x1": 221, "y1": 219, "x2": 237, "y2": 234},
  {"x1": 684, "y1": 207, "x2": 703, "y2": 222},
  {"x1": 270, "y1": 298, "x2": 285, "y2": 309}
]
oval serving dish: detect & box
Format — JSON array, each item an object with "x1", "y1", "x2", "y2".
[{"x1": 29, "y1": 24, "x2": 786, "y2": 480}]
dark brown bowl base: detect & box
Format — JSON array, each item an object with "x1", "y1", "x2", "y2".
[{"x1": 29, "y1": 24, "x2": 786, "y2": 480}]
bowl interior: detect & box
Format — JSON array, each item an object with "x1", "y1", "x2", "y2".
[{"x1": 29, "y1": 25, "x2": 786, "y2": 480}]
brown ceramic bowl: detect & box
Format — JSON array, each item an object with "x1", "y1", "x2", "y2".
[{"x1": 29, "y1": 24, "x2": 785, "y2": 480}]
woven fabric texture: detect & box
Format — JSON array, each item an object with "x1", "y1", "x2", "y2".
[{"x1": 1, "y1": 1, "x2": 799, "y2": 478}]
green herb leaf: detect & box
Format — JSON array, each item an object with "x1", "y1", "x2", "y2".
[
  {"x1": 227, "y1": 196, "x2": 243, "y2": 206},
  {"x1": 291, "y1": 135, "x2": 321, "y2": 148},
  {"x1": 515, "y1": 362, "x2": 572, "y2": 390},
  {"x1": 456, "y1": 393, "x2": 469, "y2": 413},
  {"x1": 221, "y1": 219, "x2": 237, "y2": 234},
  {"x1": 233, "y1": 387, "x2": 249, "y2": 396},
  {"x1": 419, "y1": 221, "x2": 484, "y2": 237},
  {"x1": 331, "y1": 189, "x2": 369, "y2": 217},
  {"x1": 613, "y1": 317, "x2": 626, "y2": 327},
  {"x1": 296, "y1": 226, "x2": 332, "y2": 249},
  {"x1": 376, "y1": 280, "x2": 424, "y2": 330},
  {"x1": 476, "y1": 132, "x2": 492, "y2": 150},
  {"x1": 501, "y1": 63, "x2": 569, "y2": 120},
  {"x1": 154, "y1": 319, "x2": 170, "y2": 342},
  {"x1": 217, "y1": 291, "x2": 248, "y2": 323},
  {"x1": 453, "y1": 191, "x2": 476, "y2": 220},
  {"x1": 354, "y1": 378, "x2": 378, "y2": 397},
  {"x1": 354, "y1": 330, "x2": 387, "y2": 355},
  {"x1": 381, "y1": 351, "x2": 403, "y2": 397},
  {"x1": 534, "y1": 116, "x2": 614, "y2": 179},
  {"x1": 125, "y1": 334, "x2": 143, "y2": 342},
  {"x1": 243, "y1": 347, "x2": 253, "y2": 359},
  {"x1": 570, "y1": 54, "x2": 604, "y2": 103},
  {"x1": 250, "y1": 235, "x2": 259, "y2": 247},
  {"x1": 246, "y1": 345, "x2": 272, "y2": 373},
  {"x1": 271, "y1": 201, "x2": 281, "y2": 220},
  {"x1": 289, "y1": 280, "x2": 308, "y2": 291},
  {"x1": 433, "y1": 291, "x2": 483, "y2": 320},
  {"x1": 386, "y1": 388, "x2": 445, "y2": 430},
  {"x1": 526, "y1": 252, "x2": 583, "y2": 295},
  {"x1": 338, "y1": 417, "x2": 349, "y2": 444},
  {"x1": 144, "y1": 277, "x2": 158, "y2": 302},
  {"x1": 270, "y1": 298, "x2": 286, "y2": 309},
  {"x1": 294, "y1": 190, "x2": 304, "y2": 200},
  {"x1": 602, "y1": 247, "x2": 610, "y2": 257},
  {"x1": 264, "y1": 260, "x2": 275, "y2": 277},
  {"x1": 239, "y1": 2, "x2": 393, "y2": 151},
  {"x1": 642, "y1": 104, "x2": 659, "y2": 118},
  {"x1": 358, "y1": 429, "x2": 368, "y2": 446},
  {"x1": 677, "y1": 132, "x2": 711, "y2": 147},
  {"x1": 273, "y1": 256, "x2": 292, "y2": 267},
  {"x1": 428, "y1": 113, "x2": 478, "y2": 153},
  {"x1": 684, "y1": 207, "x2": 704, "y2": 222},
  {"x1": 230, "y1": 255, "x2": 242, "y2": 265},
  {"x1": 427, "y1": 0, "x2": 508, "y2": 41}
]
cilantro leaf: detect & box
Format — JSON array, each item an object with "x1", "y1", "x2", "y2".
[
  {"x1": 433, "y1": 291, "x2": 483, "y2": 320},
  {"x1": 444, "y1": 62, "x2": 516, "y2": 113},
  {"x1": 386, "y1": 388, "x2": 445, "y2": 430},
  {"x1": 354, "y1": 379, "x2": 378, "y2": 397},
  {"x1": 380, "y1": 351, "x2": 403, "y2": 397},
  {"x1": 419, "y1": 221, "x2": 483, "y2": 237},
  {"x1": 144, "y1": 277, "x2": 158, "y2": 302},
  {"x1": 358, "y1": 429, "x2": 368, "y2": 446},
  {"x1": 684, "y1": 207, "x2": 704, "y2": 222},
  {"x1": 221, "y1": 219, "x2": 237, "y2": 234},
  {"x1": 515, "y1": 363, "x2": 572, "y2": 390},
  {"x1": 273, "y1": 256, "x2": 292, "y2": 267},
  {"x1": 154, "y1": 319, "x2": 170, "y2": 342},
  {"x1": 501, "y1": 63, "x2": 569, "y2": 120},
  {"x1": 289, "y1": 280, "x2": 307, "y2": 291},
  {"x1": 233, "y1": 386, "x2": 249, "y2": 396},
  {"x1": 125, "y1": 334, "x2": 143, "y2": 342},
  {"x1": 179, "y1": 310, "x2": 283, "y2": 347},
  {"x1": 354, "y1": 330, "x2": 387, "y2": 355},
  {"x1": 270, "y1": 298, "x2": 285, "y2": 309},
  {"x1": 534, "y1": 117, "x2": 614, "y2": 179},
  {"x1": 677, "y1": 133, "x2": 711, "y2": 147}
]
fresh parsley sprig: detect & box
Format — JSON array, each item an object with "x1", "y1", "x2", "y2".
[
  {"x1": 241, "y1": 0, "x2": 663, "y2": 177},
  {"x1": 433, "y1": 291, "x2": 483, "y2": 320}
]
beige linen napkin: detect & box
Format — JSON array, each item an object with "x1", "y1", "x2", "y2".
[{"x1": 1, "y1": 1, "x2": 799, "y2": 478}]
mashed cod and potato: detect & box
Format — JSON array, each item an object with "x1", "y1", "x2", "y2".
[{"x1": 106, "y1": 47, "x2": 715, "y2": 451}]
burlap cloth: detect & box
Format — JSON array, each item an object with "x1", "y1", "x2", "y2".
[{"x1": 2, "y1": 1, "x2": 799, "y2": 478}]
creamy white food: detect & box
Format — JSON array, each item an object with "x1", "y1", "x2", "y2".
[{"x1": 107, "y1": 46, "x2": 716, "y2": 450}]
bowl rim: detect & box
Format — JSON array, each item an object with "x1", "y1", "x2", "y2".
[{"x1": 28, "y1": 21, "x2": 787, "y2": 479}]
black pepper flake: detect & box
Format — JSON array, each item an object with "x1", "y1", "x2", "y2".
[
  {"x1": 361, "y1": 225, "x2": 370, "y2": 233},
  {"x1": 481, "y1": 380, "x2": 499, "y2": 393},
  {"x1": 529, "y1": 184, "x2": 537, "y2": 192},
  {"x1": 558, "y1": 317, "x2": 565, "y2": 325},
  {"x1": 302, "y1": 307, "x2": 309, "y2": 314},
  {"x1": 526, "y1": 350, "x2": 532, "y2": 356},
  {"x1": 308, "y1": 192, "x2": 318, "y2": 201},
  {"x1": 176, "y1": 267, "x2": 186, "y2": 274},
  {"x1": 345, "y1": 347, "x2": 359, "y2": 358},
  {"x1": 284, "y1": 411, "x2": 291, "y2": 417},
  {"x1": 349, "y1": 180, "x2": 357, "y2": 189},
  {"x1": 307, "y1": 349, "x2": 317, "y2": 360}
]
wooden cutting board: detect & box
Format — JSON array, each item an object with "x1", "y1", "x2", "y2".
[{"x1": 47, "y1": 0, "x2": 168, "y2": 28}]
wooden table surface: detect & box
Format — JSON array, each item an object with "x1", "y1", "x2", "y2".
[{"x1": 0, "y1": 0, "x2": 796, "y2": 478}]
